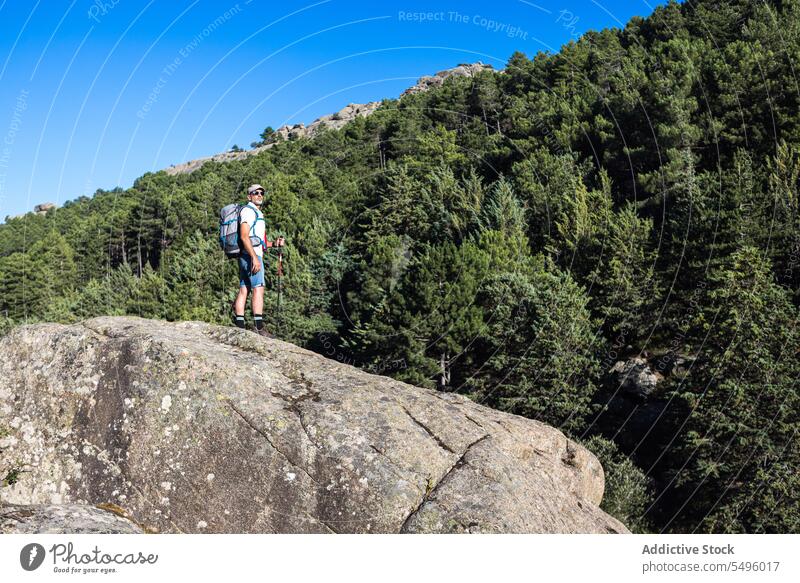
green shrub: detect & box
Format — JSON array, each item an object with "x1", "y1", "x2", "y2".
[{"x1": 582, "y1": 435, "x2": 654, "y2": 533}]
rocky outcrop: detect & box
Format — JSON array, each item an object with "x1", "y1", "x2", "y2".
[
  {"x1": 0, "y1": 317, "x2": 627, "y2": 534},
  {"x1": 164, "y1": 62, "x2": 494, "y2": 176},
  {"x1": 273, "y1": 102, "x2": 383, "y2": 142},
  {"x1": 163, "y1": 101, "x2": 382, "y2": 175},
  {"x1": 5, "y1": 203, "x2": 58, "y2": 221},
  {"x1": 0, "y1": 503, "x2": 144, "y2": 533},
  {"x1": 401, "y1": 62, "x2": 493, "y2": 96},
  {"x1": 163, "y1": 148, "x2": 256, "y2": 176},
  {"x1": 33, "y1": 202, "x2": 57, "y2": 215},
  {"x1": 609, "y1": 357, "x2": 663, "y2": 399}
]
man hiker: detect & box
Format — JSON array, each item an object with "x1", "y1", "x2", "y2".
[{"x1": 232, "y1": 183, "x2": 284, "y2": 336}]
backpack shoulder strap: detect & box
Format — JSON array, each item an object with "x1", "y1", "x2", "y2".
[{"x1": 240, "y1": 203, "x2": 264, "y2": 247}]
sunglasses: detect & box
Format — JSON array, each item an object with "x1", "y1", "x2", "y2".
[{"x1": 251, "y1": 191, "x2": 265, "y2": 196}]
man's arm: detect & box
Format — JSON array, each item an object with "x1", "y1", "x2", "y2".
[{"x1": 239, "y1": 221, "x2": 261, "y2": 274}]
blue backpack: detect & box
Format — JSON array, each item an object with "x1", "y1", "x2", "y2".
[{"x1": 219, "y1": 203, "x2": 264, "y2": 258}]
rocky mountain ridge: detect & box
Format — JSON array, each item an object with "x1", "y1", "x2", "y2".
[{"x1": 163, "y1": 62, "x2": 494, "y2": 176}]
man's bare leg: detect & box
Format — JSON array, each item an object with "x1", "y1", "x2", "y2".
[
  {"x1": 252, "y1": 286, "x2": 265, "y2": 330},
  {"x1": 234, "y1": 285, "x2": 249, "y2": 314}
]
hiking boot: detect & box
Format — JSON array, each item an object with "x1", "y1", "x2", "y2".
[
  {"x1": 254, "y1": 328, "x2": 276, "y2": 339},
  {"x1": 231, "y1": 309, "x2": 246, "y2": 329}
]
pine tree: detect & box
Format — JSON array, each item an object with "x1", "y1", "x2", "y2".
[
  {"x1": 510, "y1": 148, "x2": 592, "y2": 253},
  {"x1": 766, "y1": 141, "x2": 800, "y2": 297},
  {"x1": 0, "y1": 231, "x2": 78, "y2": 321},
  {"x1": 477, "y1": 178, "x2": 526, "y2": 237},
  {"x1": 589, "y1": 203, "x2": 659, "y2": 339},
  {"x1": 667, "y1": 248, "x2": 800, "y2": 533},
  {"x1": 349, "y1": 240, "x2": 490, "y2": 390},
  {"x1": 467, "y1": 266, "x2": 601, "y2": 433},
  {"x1": 126, "y1": 263, "x2": 167, "y2": 319},
  {"x1": 162, "y1": 230, "x2": 233, "y2": 323}
]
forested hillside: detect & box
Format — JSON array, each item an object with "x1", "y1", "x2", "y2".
[{"x1": 1, "y1": 0, "x2": 798, "y2": 533}]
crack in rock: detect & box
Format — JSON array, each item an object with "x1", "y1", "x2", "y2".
[
  {"x1": 399, "y1": 433, "x2": 490, "y2": 533},
  {"x1": 289, "y1": 405, "x2": 322, "y2": 454},
  {"x1": 225, "y1": 400, "x2": 320, "y2": 487},
  {"x1": 400, "y1": 405, "x2": 456, "y2": 454},
  {"x1": 496, "y1": 419, "x2": 515, "y2": 434},
  {"x1": 80, "y1": 321, "x2": 112, "y2": 339},
  {"x1": 463, "y1": 413, "x2": 485, "y2": 430},
  {"x1": 561, "y1": 440, "x2": 578, "y2": 467}
]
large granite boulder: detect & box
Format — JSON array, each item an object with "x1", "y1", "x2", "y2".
[
  {"x1": 0, "y1": 317, "x2": 628, "y2": 534},
  {"x1": 0, "y1": 503, "x2": 144, "y2": 534}
]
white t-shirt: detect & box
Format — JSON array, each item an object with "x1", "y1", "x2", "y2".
[{"x1": 239, "y1": 202, "x2": 266, "y2": 257}]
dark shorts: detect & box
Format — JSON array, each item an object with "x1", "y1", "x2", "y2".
[{"x1": 238, "y1": 254, "x2": 265, "y2": 288}]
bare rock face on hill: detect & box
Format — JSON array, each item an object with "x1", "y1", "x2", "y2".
[
  {"x1": 401, "y1": 62, "x2": 493, "y2": 96},
  {"x1": 162, "y1": 101, "x2": 383, "y2": 175},
  {"x1": 164, "y1": 62, "x2": 494, "y2": 176},
  {"x1": 0, "y1": 317, "x2": 628, "y2": 534}
]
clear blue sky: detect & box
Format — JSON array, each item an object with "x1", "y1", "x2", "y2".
[{"x1": 0, "y1": 0, "x2": 665, "y2": 220}]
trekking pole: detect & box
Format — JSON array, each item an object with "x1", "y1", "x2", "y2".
[{"x1": 276, "y1": 244, "x2": 284, "y2": 335}]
